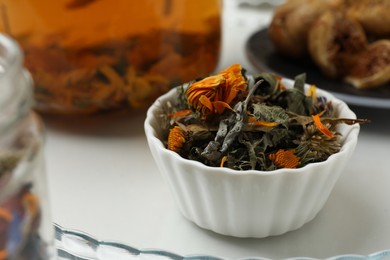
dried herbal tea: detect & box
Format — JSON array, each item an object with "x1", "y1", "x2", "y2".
[
  {"x1": 162, "y1": 64, "x2": 368, "y2": 171},
  {"x1": 26, "y1": 29, "x2": 220, "y2": 114}
]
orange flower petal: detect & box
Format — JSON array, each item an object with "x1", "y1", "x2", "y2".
[
  {"x1": 252, "y1": 121, "x2": 278, "y2": 127},
  {"x1": 168, "y1": 126, "x2": 186, "y2": 152},
  {"x1": 168, "y1": 109, "x2": 192, "y2": 118},
  {"x1": 269, "y1": 149, "x2": 300, "y2": 168},
  {"x1": 186, "y1": 74, "x2": 226, "y2": 114},
  {"x1": 220, "y1": 64, "x2": 247, "y2": 104},
  {"x1": 220, "y1": 156, "x2": 228, "y2": 167},
  {"x1": 224, "y1": 88, "x2": 239, "y2": 105},
  {"x1": 248, "y1": 116, "x2": 256, "y2": 123},
  {"x1": 212, "y1": 101, "x2": 233, "y2": 114},
  {"x1": 185, "y1": 64, "x2": 247, "y2": 116},
  {"x1": 312, "y1": 113, "x2": 334, "y2": 138},
  {"x1": 248, "y1": 116, "x2": 278, "y2": 127},
  {"x1": 199, "y1": 95, "x2": 214, "y2": 112}
]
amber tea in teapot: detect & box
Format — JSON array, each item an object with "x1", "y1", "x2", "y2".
[{"x1": 0, "y1": 0, "x2": 221, "y2": 115}]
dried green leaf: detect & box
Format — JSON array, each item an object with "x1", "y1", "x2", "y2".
[
  {"x1": 201, "y1": 80, "x2": 262, "y2": 162},
  {"x1": 253, "y1": 73, "x2": 281, "y2": 97},
  {"x1": 252, "y1": 103, "x2": 290, "y2": 127},
  {"x1": 293, "y1": 73, "x2": 306, "y2": 93}
]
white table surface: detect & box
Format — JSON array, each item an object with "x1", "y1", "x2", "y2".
[{"x1": 44, "y1": 2, "x2": 390, "y2": 259}]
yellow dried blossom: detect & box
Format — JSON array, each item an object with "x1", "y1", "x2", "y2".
[
  {"x1": 269, "y1": 149, "x2": 300, "y2": 169},
  {"x1": 167, "y1": 126, "x2": 186, "y2": 152},
  {"x1": 186, "y1": 64, "x2": 247, "y2": 116}
]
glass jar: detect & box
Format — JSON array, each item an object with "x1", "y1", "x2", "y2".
[
  {"x1": 0, "y1": 0, "x2": 221, "y2": 115},
  {"x1": 0, "y1": 34, "x2": 56, "y2": 260}
]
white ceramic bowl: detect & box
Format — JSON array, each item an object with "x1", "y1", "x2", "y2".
[{"x1": 144, "y1": 78, "x2": 360, "y2": 238}]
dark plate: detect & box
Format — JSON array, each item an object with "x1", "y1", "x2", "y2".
[{"x1": 246, "y1": 28, "x2": 390, "y2": 109}]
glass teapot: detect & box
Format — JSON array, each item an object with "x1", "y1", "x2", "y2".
[{"x1": 0, "y1": 0, "x2": 221, "y2": 115}]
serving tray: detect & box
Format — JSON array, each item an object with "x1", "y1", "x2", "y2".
[{"x1": 55, "y1": 224, "x2": 390, "y2": 260}]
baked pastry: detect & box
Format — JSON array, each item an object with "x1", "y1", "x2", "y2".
[
  {"x1": 268, "y1": 0, "x2": 331, "y2": 58},
  {"x1": 268, "y1": 0, "x2": 390, "y2": 89},
  {"x1": 345, "y1": 40, "x2": 390, "y2": 89},
  {"x1": 346, "y1": 0, "x2": 390, "y2": 37},
  {"x1": 307, "y1": 10, "x2": 367, "y2": 78}
]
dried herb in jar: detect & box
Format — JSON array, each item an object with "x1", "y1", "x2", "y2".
[
  {"x1": 162, "y1": 64, "x2": 369, "y2": 171},
  {"x1": 0, "y1": 142, "x2": 46, "y2": 260}
]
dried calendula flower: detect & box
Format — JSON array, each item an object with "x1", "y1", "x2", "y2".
[
  {"x1": 186, "y1": 64, "x2": 247, "y2": 116},
  {"x1": 219, "y1": 63, "x2": 248, "y2": 100},
  {"x1": 269, "y1": 149, "x2": 300, "y2": 169},
  {"x1": 296, "y1": 123, "x2": 341, "y2": 165},
  {"x1": 167, "y1": 126, "x2": 186, "y2": 153}
]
